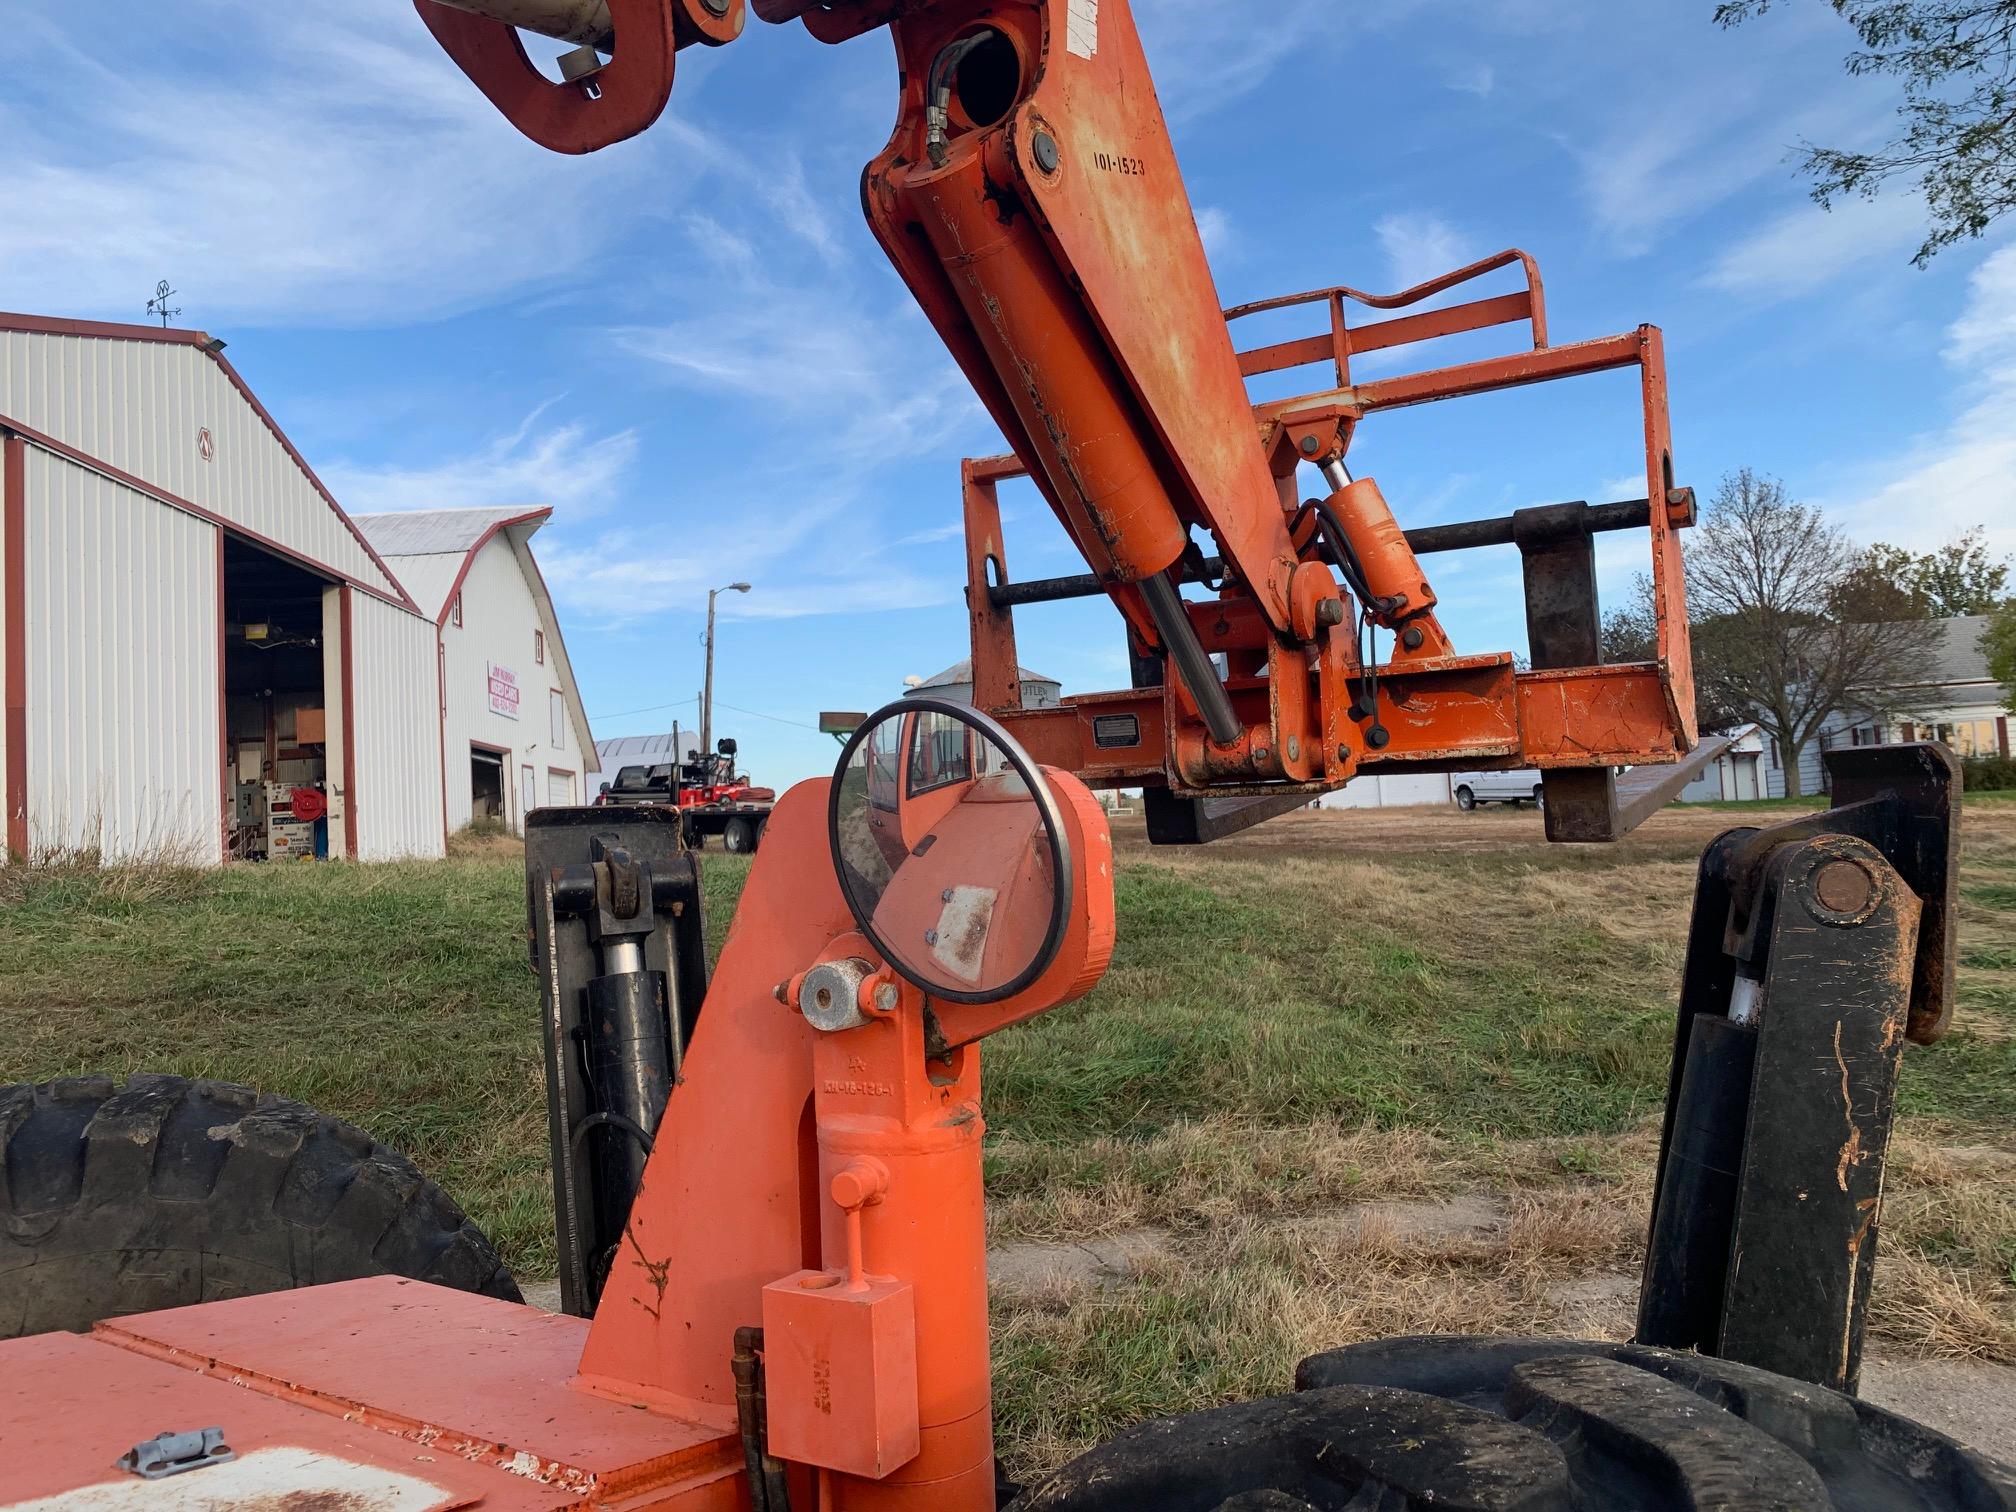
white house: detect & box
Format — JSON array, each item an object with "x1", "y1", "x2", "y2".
[
  {"x1": 0, "y1": 311, "x2": 446, "y2": 863},
  {"x1": 355, "y1": 507, "x2": 594, "y2": 833},
  {"x1": 1673, "y1": 724, "x2": 1769, "y2": 803}
]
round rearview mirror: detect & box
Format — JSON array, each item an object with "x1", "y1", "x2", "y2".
[{"x1": 828, "y1": 698, "x2": 1071, "y2": 1005}]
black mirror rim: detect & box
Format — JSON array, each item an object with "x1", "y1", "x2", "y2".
[{"x1": 827, "y1": 695, "x2": 1074, "y2": 1007}]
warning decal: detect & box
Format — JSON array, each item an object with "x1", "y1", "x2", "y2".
[{"x1": 1067, "y1": 0, "x2": 1098, "y2": 58}]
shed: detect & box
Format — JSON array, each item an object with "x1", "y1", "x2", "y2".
[
  {"x1": 904, "y1": 659, "x2": 1062, "y2": 710},
  {"x1": 0, "y1": 312, "x2": 446, "y2": 863},
  {"x1": 354, "y1": 507, "x2": 594, "y2": 832}
]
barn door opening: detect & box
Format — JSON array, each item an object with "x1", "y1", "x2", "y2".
[
  {"x1": 222, "y1": 536, "x2": 334, "y2": 861},
  {"x1": 471, "y1": 744, "x2": 506, "y2": 827}
]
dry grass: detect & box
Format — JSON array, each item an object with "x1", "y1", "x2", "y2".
[{"x1": 992, "y1": 1119, "x2": 2016, "y2": 1481}]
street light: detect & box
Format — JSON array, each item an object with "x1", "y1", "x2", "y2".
[{"x1": 702, "y1": 581, "x2": 752, "y2": 764}]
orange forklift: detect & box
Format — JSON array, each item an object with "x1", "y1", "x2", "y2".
[{"x1": 0, "y1": 0, "x2": 2001, "y2": 1506}]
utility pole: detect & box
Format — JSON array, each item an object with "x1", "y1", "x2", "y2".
[{"x1": 701, "y1": 582, "x2": 751, "y2": 765}]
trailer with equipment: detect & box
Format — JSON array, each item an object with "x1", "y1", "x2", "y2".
[{"x1": 0, "y1": 0, "x2": 2005, "y2": 1507}]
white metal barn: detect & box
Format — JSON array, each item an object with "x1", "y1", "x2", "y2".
[
  {"x1": 353, "y1": 507, "x2": 594, "y2": 833},
  {"x1": 0, "y1": 313, "x2": 447, "y2": 863}
]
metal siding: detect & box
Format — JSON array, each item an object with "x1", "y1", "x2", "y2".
[
  {"x1": 0, "y1": 330, "x2": 399, "y2": 598},
  {"x1": 21, "y1": 446, "x2": 220, "y2": 860},
  {"x1": 349, "y1": 592, "x2": 447, "y2": 860}
]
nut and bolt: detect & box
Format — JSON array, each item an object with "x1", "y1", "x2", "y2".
[
  {"x1": 1299, "y1": 435, "x2": 1321, "y2": 456},
  {"x1": 1254, "y1": 747, "x2": 1270, "y2": 763},
  {"x1": 924, "y1": 929, "x2": 939, "y2": 946},
  {"x1": 1315, "y1": 599, "x2": 1345, "y2": 627},
  {"x1": 1286, "y1": 736, "x2": 1300, "y2": 762},
  {"x1": 1337, "y1": 744, "x2": 1351, "y2": 763},
  {"x1": 1367, "y1": 726, "x2": 1391, "y2": 749},
  {"x1": 1032, "y1": 131, "x2": 1061, "y2": 173},
  {"x1": 1813, "y1": 859, "x2": 1877, "y2": 916},
  {"x1": 1401, "y1": 625, "x2": 1424, "y2": 650},
  {"x1": 874, "y1": 982, "x2": 900, "y2": 1013}
]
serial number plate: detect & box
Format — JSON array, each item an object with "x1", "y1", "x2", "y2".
[{"x1": 1092, "y1": 714, "x2": 1141, "y2": 749}]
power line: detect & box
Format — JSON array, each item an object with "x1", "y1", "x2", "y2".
[
  {"x1": 585, "y1": 694, "x2": 826, "y2": 736},
  {"x1": 714, "y1": 699, "x2": 829, "y2": 734},
  {"x1": 589, "y1": 695, "x2": 698, "y2": 721}
]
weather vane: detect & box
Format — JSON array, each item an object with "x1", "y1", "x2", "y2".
[{"x1": 145, "y1": 280, "x2": 181, "y2": 328}]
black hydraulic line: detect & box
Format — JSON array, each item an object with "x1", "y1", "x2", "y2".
[
  {"x1": 1139, "y1": 569, "x2": 1241, "y2": 747},
  {"x1": 988, "y1": 497, "x2": 1655, "y2": 609}
]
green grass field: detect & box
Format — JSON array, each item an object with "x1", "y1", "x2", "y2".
[{"x1": 3, "y1": 793, "x2": 2012, "y2": 1475}]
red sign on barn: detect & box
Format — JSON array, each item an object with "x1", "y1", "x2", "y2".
[{"x1": 487, "y1": 662, "x2": 520, "y2": 720}]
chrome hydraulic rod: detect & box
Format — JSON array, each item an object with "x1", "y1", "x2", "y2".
[{"x1": 1139, "y1": 570, "x2": 1241, "y2": 748}]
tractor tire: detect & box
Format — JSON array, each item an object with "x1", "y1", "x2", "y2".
[
  {"x1": 724, "y1": 817, "x2": 756, "y2": 854},
  {"x1": 1015, "y1": 1335, "x2": 2015, "y2": 1510},
  {"x1": 1455, "y1": 785, "x2": 1477, "y2": 811},
  {"x1": 0, "y1": 1073, "x2": 520, "y2": 1338}
]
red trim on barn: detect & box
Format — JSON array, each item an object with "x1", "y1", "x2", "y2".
[
  {"x1": 0, "y1": 312, "x2": 420, "y2": 615},
  {"x1": 437, "y1": 633, "x2": 452, "y2": 851},
  {"x1": 4, "y1": 434, "x2": 27, "y2": 859},
  {"x1": 340, "y1": 586, "x2": 358, "y2": 860},
  {"x1": 424, "y1": 509, "x2": 553, "y2": 627},
  {"x1": 0, "y1": 416, "x2": 417, "y2": 614},
  {"x1": 216, "y1": 527, "x2": 230, "y2": 864}
]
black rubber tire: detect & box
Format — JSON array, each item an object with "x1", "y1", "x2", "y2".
[
  {"x1": 0, "y1": 1073, "x2": 520, "y2": 1337},
  {"x1": 1016, "y1": 1335, "x2": 2015, "y2": 1510},
  {"x1": 1455, "y1": 786, "x2": 1476, "y2": 812},
  {"x1": 724, "y1": 816, "x2": 756, "y2": 854},
  {"x1": 1532, "y1": 784, "x2": 1545, "y2": 809}
]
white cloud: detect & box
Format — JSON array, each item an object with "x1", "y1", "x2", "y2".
[
  {"x1": 1374, "y1": 213, "x2": 1474, "y2": 291},
  {"x1": 318, "y1": 403, "x2": 639, "y2": 514},
  {"x1": 1824, "y1": 242, "x2": 2016, "y2": 559},
  {"x1": 1446, "y1": 63, "x2": 1495, "y2": 97},
  {"x1": 1703, "y1": 194, "x2": 1924, "y2": 298},
  {"x1": 0, "y1": 3, "x2": 679, "y2": 327},
  {"x1": 612, "y1": 269, "x2": 982, "y2": 464},
  {"x1": 1195, "y1": 206, "x2": 1238, "y2": 262}
]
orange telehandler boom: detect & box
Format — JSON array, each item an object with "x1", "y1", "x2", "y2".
[{"x1": 424, "y1": 0, "x2": 1697, "y2": 845}]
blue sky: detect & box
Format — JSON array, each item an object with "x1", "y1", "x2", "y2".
[{"x1": 4, "y1": 1, "x2": 2011, "y2": 788}]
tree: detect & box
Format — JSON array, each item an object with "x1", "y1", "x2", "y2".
[
  {"x1": 1985, "y1": 599, "x2": 2016, "y2": 705},
  {"x1": 1829, "y1": 542, "x2": 1932, "y2": 621},
  {"x1": 1685, "y1": 469, "x2": 1937, "y2": 796},
  {"x1": 1830, "y1": 529, "x2": 2011, "y2": 619},
  {"x1": 1599, "y1": 578, "x2": 1752, "y2": 734},
  {"x1": 1716, "y1": 1, "x2": 2016, "y2": 264},
  {"x1": 1910, "y1": 527, "x2": 2012, "y2": 614}
]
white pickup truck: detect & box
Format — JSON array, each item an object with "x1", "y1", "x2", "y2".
[{"x1": 1450, "y1": 768, "x2": 1545, "y2": 811}]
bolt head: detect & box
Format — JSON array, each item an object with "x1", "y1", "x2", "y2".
[
  {"x1": 1032, "y1": 132, "x2": 1061, "y2": 173},
  {"x1": 1254, "y1": 747, "x2": 1270, "y2": 763},
  {"x1": 1367, "y1": 726, "x2": 1391, "y2": 749},
  {"x1": 874, "y1": 982, "x2": 900, "y2": 1013},
  {"x1": 1315, "y1": 598, "x2": 1345, "y2": 627},
  {"x1": 1299, "y1": 435, "x2": 1320, "y2": 456},
  {"x1": 1286, "y1": 736, "x2": 1300, "y2": 762},
  {"x1": 924, "y1": 929, "x2": 939, "y2": 946},
  {"x1": 1401, "y1": 625, "x2": 1424, "y2": 650},
  {"x1": 1337, "y1": 744, "x2": 1351, "y2": 763}
]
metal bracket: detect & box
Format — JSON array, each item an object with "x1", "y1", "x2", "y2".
[{"x1": 119, "y1": 1427, "x2": 234, "y2": 1479}]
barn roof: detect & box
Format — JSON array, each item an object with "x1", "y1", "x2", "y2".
[
  {"x1": 351, "y1": 507, "x2": 552, "y2": 624},
  {"x1": 0, "y1": 311, "x2": 419, "y2": 613}
]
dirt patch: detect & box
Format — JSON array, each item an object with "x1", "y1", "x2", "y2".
[
  {"x1": 1861, "y1": 1356, "x2": 2016, "y2": 1460},
  {"x1": 1287, "y1": 1194, "x2": 1507, "y2": 1250},
  {"x1": 1543, "y1": 1271, "x2": 1638, "y2": 1338},
  {"x1": 989, "y1": 1230, "x2": 1175, "y2": 1296}
]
